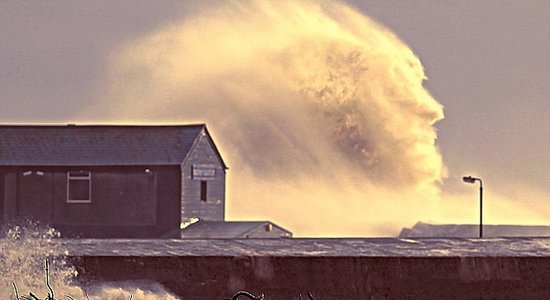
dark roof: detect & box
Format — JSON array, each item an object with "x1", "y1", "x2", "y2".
[
  {"x1": 180, "y1": 221, "x2": 292, "y2": 238},
  {"x1": 0, "y1": 124, "x2": 212, "y2": 166}
]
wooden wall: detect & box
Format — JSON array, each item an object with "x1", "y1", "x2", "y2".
[
  {"x1": 181, "y1": 130, "x2": 226, "y2": 222},
  {"x1": 2, "y1": 170, "x2": 17, "y2": 223},
  {"x1": 1, "y1": 166, "x2": 181, "y2": 238}
]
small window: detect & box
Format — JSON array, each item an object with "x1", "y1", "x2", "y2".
[
  {"x1": 200, "y1": 181, "x2": 207, "y2": 201},
  {"x1": 67, "y1": 171, "x2": 91, "y2": 203}
]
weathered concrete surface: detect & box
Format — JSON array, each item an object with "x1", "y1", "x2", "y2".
[
  {"x1": 71, "y1": 256, "x2": 550, "y2": 299},
  {"x1": 59, "y1": 238, "x2": 550, "y2": 257}
]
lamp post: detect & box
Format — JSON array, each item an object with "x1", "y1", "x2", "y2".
[{"x1": 463, "y1": 176, "x2": 483, "y2": 238}]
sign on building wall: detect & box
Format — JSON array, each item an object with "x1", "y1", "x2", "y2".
[{"x1": 192, "y1": 164, "x2": 216, "y2": 180}]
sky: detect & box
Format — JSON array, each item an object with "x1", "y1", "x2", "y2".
[{"x1": 1, "y1": 0, "x2": 549, "y2": 236}]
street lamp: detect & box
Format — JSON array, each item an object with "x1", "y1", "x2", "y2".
[{"x1": 463, "y1": 176, "x2": 483, "y2": 238}]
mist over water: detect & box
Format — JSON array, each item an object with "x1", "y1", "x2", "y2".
[
  {"x1": 0, "y1": 223, "x2": 79, "y2": 298},
  {"x1": 88, "y1": 0, "x2": 446, "y2": 236},
  {"x1": 0, "y1": 224, "x2": 180, "y2": 300}
]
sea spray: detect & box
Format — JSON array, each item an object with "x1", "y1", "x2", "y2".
[
  {"x1": 0, "y1": 222, "x2": 81, "y2": 298},
  {"x1": 0, "y1": 223, "x2": 180, "y2": 300},
  {"x1": 88, "y1": 0, "x2": 446, "y2": 236},
  {"x1": 85, "y1": 282, "x2": 180, "y2": 300}
]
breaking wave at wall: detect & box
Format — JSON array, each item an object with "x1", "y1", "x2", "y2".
[
  {"x1": 91, "y1": 0, "x2": 446, "y2": 236},
  {"x1": 0, "y1": 224, "x2": 180, "y2": 300}
]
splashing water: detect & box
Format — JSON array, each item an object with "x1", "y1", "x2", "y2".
[
  {"x1": 87, "y1": 0, "x2": 446, "y2": 236},
  {"x1": 0, "y1": 224, "x2": 180, "y2": 300},
  {"x1": 0, "y1": 222, "x2": 81, "y2": 298}
]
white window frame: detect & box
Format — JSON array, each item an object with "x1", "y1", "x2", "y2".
[{"x1": 67, "y1": 171, "x2": 92, "y2": 203}]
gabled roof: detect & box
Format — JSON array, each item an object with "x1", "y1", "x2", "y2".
[
  {"x1": 180, "y1": 221, "x2": 292, "y2": 239},
  {"x1": 0, "y1": 124, "x2": 223, "y2": 166}
]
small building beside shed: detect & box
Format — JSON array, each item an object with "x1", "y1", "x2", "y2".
[{"x1": 180, "y1": 220, "x2": 292, "y2": 239}]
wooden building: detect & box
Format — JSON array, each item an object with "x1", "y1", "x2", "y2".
[
  {"x1": 0, "y1": 124, "x2": 291, "y2": 239},
  {"x1": 0, "y1": 124, "x2": 222, "y2": 238}
]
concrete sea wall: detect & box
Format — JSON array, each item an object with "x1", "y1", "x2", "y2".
[{"x1": 71, "y1": 256, "x2": 550, "y2": 299}]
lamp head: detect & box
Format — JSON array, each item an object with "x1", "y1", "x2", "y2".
[{"x1": 463, "y1": 176, "x2": 476, "y2": 184}]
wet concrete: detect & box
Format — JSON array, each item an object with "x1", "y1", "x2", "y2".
[{"x1": 71, "y1": 255, "x2": 550, "y2": 299}]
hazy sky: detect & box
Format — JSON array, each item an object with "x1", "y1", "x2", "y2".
[
  {"x1": 1, "y1": 1, "x2": 549, "y2": 235},
  {"x1": 352, "y1": 1, "x2": 550, "y2": 195}
]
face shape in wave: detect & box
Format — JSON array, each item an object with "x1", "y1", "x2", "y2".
[{"x1": 93, "y1": 0, "x2": 445, "y2": 235}]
